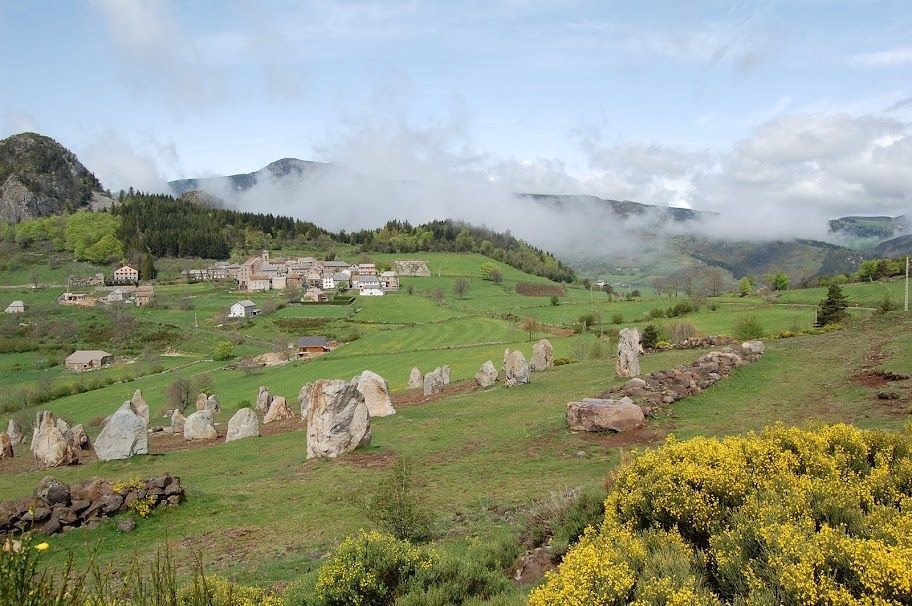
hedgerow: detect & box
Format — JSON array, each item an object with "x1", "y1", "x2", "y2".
[{"x1": 530, "y1": 424, "x2": 912, "y2": 605}]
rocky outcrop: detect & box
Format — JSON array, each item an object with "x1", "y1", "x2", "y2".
[
  {"x1": 6, "y1": 419, "x2": 23, "y2": 445},
  {"x1": 602, "y1": 345, "x2": 763, "y2": 408},
  {"x1": 475, "y1": 361, "x2": 498, "y2": 387},
  {"x1": 616, "y1": 328, "x2": 642, "y2": 378},
  {"x1": 408, "y1": 368, "x2": 423, "y2": 390},
  {"x1": 94, "y1": 401, "x2": 149, "y2": 461},
  {"x1": 0, "y1": 474, "x2": 183, "y2": 538},
  {"x1": 0, "y1": 433, "x2": 12, "y2": 460},
  {"x1": 183, "y1": 410, "x2": 217, "y2": 441},
  {"x1": 299, "y1": 382, "x2": 313, "y2": 420},
  {"x1": 566, "y1": 397, "x2": 645, "y2": 433},
  {"x1": 423, "y1": 368, "x2": 445, "y2": 396},
  {"x1": 356, "y1": 370, "x2": 396, "y2": 417},
  {"x1": 263, "y1": 396, "x2": 293, "y2": 424},
  {"x1": 30, "y1": 412, "x2": 79, "y2": 469},
  {"x1": 171, "y1": 409, "x2": 186, "y2": 433},
  {"x1": 130, "y1": 390, "x2": 150, "y2": 424},
  {"x1": 255, "y1": 386, "x2": 273, "y2": 415},
  {"x1": 305, "y1": 380, "x2": 371, "y2": 459},
  {"x1": 226, "y1": 408, "x2": 259, "y2": 442},
  {"x1": 505, "y1": 350, "x2": 530, "y2": 388},
  {"x1": 530, "y1": 339, "x2": 554, "y2": 372}
]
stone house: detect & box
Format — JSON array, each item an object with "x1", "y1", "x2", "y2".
[
  {"x1": 248, "y1": 274, "x2": 272, "y2": 292},
  {"x1": 134, "y1": 285, "x2": 154, "y2": 306},
  {"x1": 228, "y1": 300, "x2": 258, "y2": 318},
  {"x1": 297, "y1": 336, "x2": 329, "y2": 354},
  {"x1": 65, "y1": 350, "x2": 113, "y2": 371},
  {"x1": 379, "y1": 271, "x2": 400, "y2": 291},
  {"x1": 303, "y1": 287, "x2": 327, "y2": 302},
  {"x1": 4, "y1": 300, "x2": 25, "y2": 313},
  {"x1": 321, "y1": 273, "x2": 335, "y2": 290},
  {"x1": 112, "y1": 265, "x2": 139, "y2": 284}
]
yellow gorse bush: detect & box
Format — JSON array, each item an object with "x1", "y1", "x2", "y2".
[
  {"x1": 530, "y1": 424, "x2": 912, "y2": 606},
  {"x1": 176, "y1": 575, "x2": 283, "y2": 606}
]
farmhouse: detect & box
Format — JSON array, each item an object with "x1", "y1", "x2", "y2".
[
  {"x1": 303, "y1": 287, "x2": 328, "y2": 302},
  {"x1": 4, "y1": 300, "x2": 25, "y2": 313},
  {"x1": 134, "y1": 285, "x2": 154, "y2": 306},
  {"x1": 380, "y1": 271, "x2": 400, "y2": 291},
  {"x1": 248, "y1": 275, "x2": 272, "y2": 292},
  {"x1": 297, "y1": 336, "x2": 329, "y2": 354},
  {"x1": 112, "y1": 265, "x2": 139, "y2": 283},
  {"x1": 333, "y1": 271, "x2": 351, "y2": 289},
  {"x1": 228, "y1": 300, "x2": 259, "y2": 318},
  {"x1": 321, "y1": 273, "x2": 335, "y2": 290},
  {"x1": 353, "y1": 263, "x2": 377, "y2": 277},
  {"x1": 65, "y1": 350, "x2": 113, "y2": 371}
]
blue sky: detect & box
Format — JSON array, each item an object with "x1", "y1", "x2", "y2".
[{"x1": 1, "y1": 0, "x2": 911, "y2": 225}]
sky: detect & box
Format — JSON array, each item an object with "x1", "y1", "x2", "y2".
[{"x1": 1, "y1": 0, "x2": 911, "y2": 236}]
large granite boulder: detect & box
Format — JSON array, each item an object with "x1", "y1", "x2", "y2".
[
  {"x1": 566, "y1": 397, "x2": 644, "y2": 433},
  {"x1": 505, "y1": 350, "x2": 530, "y2": 388},
  {"x1": 68, "y1": 424, "x2": 90, "y2": 450},
  {"x1": 616, "y1": 328, "x2": 642, "y2": 378},
  {"x1": 30, "y1": 411, "x2": 79, "y2": 468},
  {"x1": 6, "y1": 419, "x2": 23, "y2": 445},
  {"x1": 441, "y1": 365, "x2": 452, "y2": 385},
  {"x1": 94, "y1": 400, "x2": 149, "y2": 461},
  {"x1": 423, "y1": 368, "x2": 445, "y2": 396},
  {"x1": 263, "y1": 396, "x2": 293, "y2": 424},
  {"x1": 204, "y1": 394, "x2": 221, "y2": 414},
  {"x1": 299, "y1": 382, "x2": 314, "y2": 420},
  {"x1": 305, "y1": 379, "x2": 372, "y2": 459},
  {"x1": 255, "y1": 386, "x2": 273, "y2": 415},
  {"x1": 130, "y1": 389, "x2": 150, "y2": 424},
  {"x1": 226, "y1": 408, "x2": 259, "y2": 442},
  {"x1": 183, "y1": 410, "x2": 217, "y2": 441},
  {"x1": 475, "y1": 361, "x2": 498, "y2": 387},
  {"x1": 408, "y1": 368, "x2": 423, "y2": 390},
  {"x1": 356, "y1": 370, "x2": 396, "y2": 417},
  {"x1": 0, "y1": 432, "x2": 12, "y2": 460},
  {"x1": 530, "y1": 339, "x2": 554, "y2": 372},
  {"x1": 171, "y1": 409, "x2": 186, "y2": 433}
]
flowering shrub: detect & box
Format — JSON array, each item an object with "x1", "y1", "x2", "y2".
[
  {"x1": 177, "y1": 575, "x2": 283, "y2": 606},
  {"x1": 530, "y1": 424, "x2": 912, "y2": 605}
]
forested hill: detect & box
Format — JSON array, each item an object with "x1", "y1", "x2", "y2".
[{"x1": 115, "y1": 195, "x2": 575, "y2": 281}]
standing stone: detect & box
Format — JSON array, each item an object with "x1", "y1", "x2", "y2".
[
  {"x1": 299, "y1": 382, "x2": 313, "y2": 420},
  {"x1": 30, "y1": 411, "x2": 79, "y2": 468},
  {"x1": 183, "y1": 410, "x2": 217, "y2": 441},
  {"x1": 408, "y1": 368, "x2": 423, "y2": 390},
  {"x1": 255, "y1": 386, "x2": 273, "y2": 415},
  {"x1": 205, "y1": 394, "x2": 221, "y2": 414},
  {"x1": 356, "y1": 370, "x2": 396, "y2": 417},
  {"x1": 94, "y1": 401, "x2": 149, "y2": 461},
  {"x1": 226, "y1": 408, "x2": 259, "y2": 442},
  {"x1": 0, "y1": 432, "x2": 12, "y2": 460},
  {"x1": 69, "y1": 424, "x2": 90, "y2": 450},
  {"x1": 502, "y1": 348, "x2": 510, "y2": 372},
  {"x1": 441, "y1": 365, "x2": 452, "y2": 385},
  {"x1": 475, "y1": 361, "x2": 498, "y2": 387},
  {"x1": 566, "y1": 397, "x2": 645, "y2": 433},
  {"x1": 530, "y1": 339, "x2": 554, "y2": 372},
  {"x1": 423, "y1": 368, "x2": 445, "y2": 396},
  {"x1": 616, "y1": 328, "x2": 642, "y2": 378},
  {"x1": 6, "y1": 419, "x2": 23, "y2": 445},
  {"x1": 56, "y1": 418, "x2": 70, "y2": 435},
  {"x1": 195, "y1": 393, "x2": 208, "y2": 411},
  {"x1": 263, "y1": 396, "x2": 293, "y2": 424},
  {"x1": 171, "y1": 409, "x2": 186, "y2": 433},
  {"x1": 505, "y1": 350, "x2": 530, "y2": 388},
  {"x1": 306, "y1": 379, "x2": 371, "y2": 459},
  {"x1": 130, "y1": 390, "x2": 150, "y2": 424}
]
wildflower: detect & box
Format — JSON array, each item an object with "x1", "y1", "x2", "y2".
[{"x1": 35, "y1": 542, "x2": 49, "y2": 551}]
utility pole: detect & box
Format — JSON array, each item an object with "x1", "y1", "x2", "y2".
[{"x1": 905, "y1": 256, "x2": 909, "y2": 313}]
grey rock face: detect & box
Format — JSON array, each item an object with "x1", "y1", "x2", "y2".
[
  {"x1": 356, "y1": 370, "x2": 396, "y2": 417},
  {"x1": 566, "y1": 397, "x2": 645, "y2": 433},
  {"x1": 475, "y1": 361, "x2": 498, "y2": 387},
  {"x1": 423, "y1": 368, "x2": 445, "y2": 396},
  {"x1": 226, "y1": 408, "x2": 259, "y2": 442},
  {"x1": 616, "y1": 328, "x2": 643, "y2": 378},
  {"x1": 255, "y1": 386, "x2": 273, "y2": 415},
  {"x1": 6, "y1": 419, "x2": 23, "y2": 445},
  {"x1": 408, "y1": 368, "x2": 423, "y2": 390},
  {"x1": 263, "y1": 396, "x2": 293, "y2": 424},
  {"x1": 130, "y1": 390, "x2": 150, "y2": 424},
  {"x1": 305, "y1": 380, "x2": 371, "y2": 459},
  {"x1": 530, "y1": 339, "x2": 554, "y2": 372},
  {"x1": 30, "y1": 411, "x2": 79, "y2": 468},
  {"x1": 171, "y1": 409, "x2": 186, "y2": 433},
  {"x1": 94, "y1": 401, "x2": 149, "y2": 461},
  {"x1": 299, "y1": 382, "x2": 314, "y2": 420},
  {"x1": 505, "y1": 350, "x2": 530, "y2": 387},
  {"x1": 183, "y1": 410, "x2": 217, "y2": 441}
]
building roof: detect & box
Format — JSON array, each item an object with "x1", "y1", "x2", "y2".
[
  {"x1": 324, "y1": 260, "x2": 349, "y2": 267},
  {"x1": 297, "y1": 336, "x2": 328, "y2": 347},
  {"x1": 115, "y1": 265, "x2": 137, "y2": 272},
  {"x1": 135, "y1": 285, "x2": 154, "y2": 294},
  {"x1": 236, "y1": 300, "x2": 257, "y2": 308},
  {"x1": 8, "y1": 300, "x2": 24, "y2": 306},
  {"x1": 333, "y1": 272, "x2": 349, "y2": 280},
  {"x1": 380, "y1": 271, "x2": 398, "y2": 277},
  {"x1": 359, "y1": 276, "x2": 381, "y2": 284},
  {"x1": 66, "y1": 350, "x2": 112, "y2": 363}
]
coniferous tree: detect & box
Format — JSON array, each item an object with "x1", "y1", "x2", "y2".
[{"x1": 816, "y1": 283, "x2": 848, "y2": 326}]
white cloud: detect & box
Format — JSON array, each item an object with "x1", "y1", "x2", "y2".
[
  {"x1": 78, "y1": 132, "x2": 175, "y2": 193},
  {"x1": 853, "y1": 46, "x2": 912, "y2": 67}
]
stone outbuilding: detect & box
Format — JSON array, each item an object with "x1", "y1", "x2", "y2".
[{"x1": 65, "y1": 350, "x2": 113, "y2": 371}]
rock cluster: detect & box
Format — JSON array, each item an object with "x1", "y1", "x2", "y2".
[
  {"x1": 356, "y1": 370, "x2": 396, "y2": 417},
  {"x1": 603, "y1": 342, "x2": 765, "y2": 409},
  {"x1": 263, "y1": 396, "x2": 293, "y2": 424},
  {"x1": 423, "y1": 368, "x2": 445, "y2": 396},
  {"x1": 94, "y1": 400, "x2": 148, "y2": 461},
  {"x1": 566, "y1": 397, "x2": 645, "y2": 433},
  {"x1": 0, "y1": 474, "x2": 183, "y2": 538},
  {"x1": 196, "y1": 393, "x2": 221, "y2": 413},
  {"x1": 504, "y1": 350, "x2": 530, "y2": 387},
  {"x1": 30, "y1": 411, "x2": 79, "y2": 468},
  {"x1": 475, "y1": 361, "x2": 498, "y2": 387},
  {"x1": 615, "y1": 327, "x2": 642, "y2": 378},
  {"x1": 530, "y1": 339, "x2": 554, "y2": 372},
  {"x1": 305, "y1": 379, "x2": 371, "y2": 459}
]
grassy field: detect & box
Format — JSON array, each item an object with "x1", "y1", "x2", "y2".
[{"x1": 2, "y1": 250, "x2": 911, "y2": 599}]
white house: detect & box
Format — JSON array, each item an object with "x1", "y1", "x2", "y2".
[
  {"x1": 270, "y1": 275, "x2": 287, "y2": 290},
  {"x1": 228, "y1": 300, "x2": 259, "y2": 318},
  {"x1": 112, "y1": 265, "x2": 139, "y2": 283},
  {"x1": 358, "y1": 276, "x2": 384, "y2": 296},
  {"x1": 4, "y1": 300, "x2": 25, "y2": 313},
  {"x1": 248, "y1": 275, "x2": 272, "y2": 292},
  {"x1": 321, "y1": 273, "x2": 335, "y2": 290}
]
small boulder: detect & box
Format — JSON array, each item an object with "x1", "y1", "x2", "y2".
[
  {"x1": 475, "y1": 361, "x2": 498, "y2": 387},
  {"x1": 6, "y1": 419, "x2": 23, "y2": 445},
  {"x1": 305, "y1": 379, "x2": 371, "y2": 459},
  {"x1": 195, "y1": 392, "x2": 208, "y2": 411},
  {"x1": 441, "y1": 365, "x2": 452, "y2": 385},
  {"x1": 130, "y1": 389, "x2": 150, "y2": 424},
  {"x1": 408, "y1": 368, "x2": 423, "y2": 390},
  {"x1": 530, "y1": 339, "x2": 554, "y2": 372},
  {"x1": 205, "y1": 394, "x2": 221, "y2": 414},
  {"x1": 0, "y1": 432, "x2": 12, "y2": 461},
  {"x1": 623, "y1": 378, "x2": 647, "y2": 391},
  {"x1": 183, "y1": 410, "x2": 217, "y2": 441},
  {"x1": 299, "y1": 382, "x2": 313, "y2": 420},
  {"x1": 356, "y1": 370, "x2": 396, "y2": 417},
  {"x1": 171, "y1": 409, "x2": 186, "y2": 433},
  {"x1": 117, "y1": 517, "x2": 137, "y2": 533},
  {"x1": 255, "y1": 386, "x2": 273, "y2": 415},
  {"x1": 69, "y1": 424, "x2": 91, "y2": 450},
  {"x1": 94, "y1": 401, "x2": 149, "y2": 461},
  {"x1": 30, "y1": 411, "x2": 79, "y2": 468},
  {"x1": 566, "y1": 397, "x2": 645, "y2": 433},
  {"x1": 423, "y1": 368, "x2": 445, "y2": 396},
  {"x1": 226, "y1": 408, "x2": 259, "y2": 442},
  {"x1": 616, "y1": 327, "x2": 643, "y2": 378},
  {"x1": 263, "y1": 396, "x2": 293, "y2": 424},
  {"x1": 504, "y1": 350, "x2": 530, "y2": 387}
]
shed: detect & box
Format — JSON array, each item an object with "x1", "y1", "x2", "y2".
[
  {"x1": 65, "y1": 350, "x2": 113, "y2": 371},
  {"x1": 4, "y1": 300, "x2": 25, "y2": 313},
  {"x1": 297, "y1": 336, "x2": 329, "y2": 354},
  {"x1": 228, "y1": 300, "x2": 259, "y2": 318}
]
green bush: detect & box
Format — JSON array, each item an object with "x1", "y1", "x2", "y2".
[
  {"x1": 733, "y1": 315, "x2": 764, "y2": 340},
  {"x1": 641, "y1": 324, "x2": 659, "y2": 349},
  {"x1": 611, "y1": 313, "x2": 624, "y2": 324},
  {"x1": 366, "y1": 458, "x2": 432, "y2": 542},
  {"x1": 553, "y1": 356, "x2": 571, "y2": 366},
  {"x1": 521, "y1": 486, "x2": 607, "y2": 558},
  {"x1": 212, "y1": 341, "x2": 235, "y2": 361}
]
